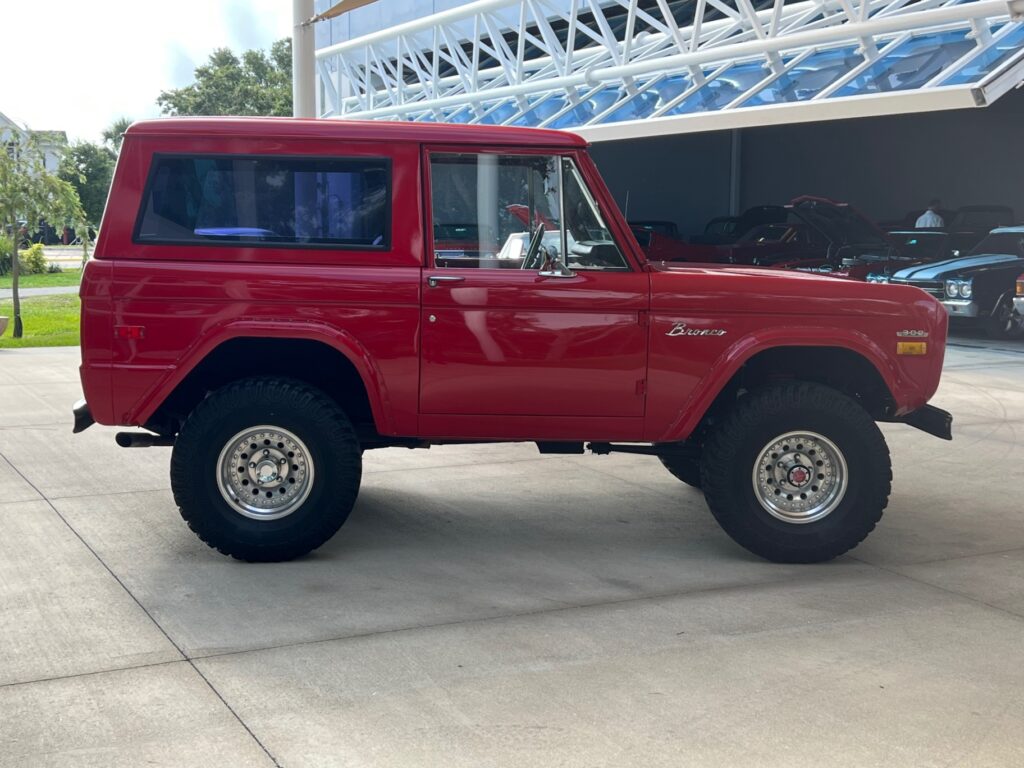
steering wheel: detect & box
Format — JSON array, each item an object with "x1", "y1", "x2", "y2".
[{"x1": 520, "y1": 223, "x2": 547, "y2": 270}]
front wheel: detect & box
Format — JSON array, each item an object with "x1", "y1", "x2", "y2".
[
  {"x1": 170, "y1": 377, "x2": 361, "y2": 562},
  {"x1": 701, "y1": 382, "x2": 891, "y2": 563},
  {"x1": 659, "y1": 446, "x2": 702, "y2": 489},
  {"x1": 984, "y1": 293, "x2": 1024, "y2": 340}
]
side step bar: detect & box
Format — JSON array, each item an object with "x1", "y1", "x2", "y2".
[{"x1": 115, "y1": 432, "x2": 176, "y2": 448}]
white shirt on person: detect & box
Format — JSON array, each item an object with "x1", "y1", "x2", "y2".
[{"x1": 915, "y1": 210, "x2": 944, "y2": 228}]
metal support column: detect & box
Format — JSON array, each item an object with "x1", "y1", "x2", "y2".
[
  {"x1": 729, "y1": 129, "x2": 742, "y2": 216},
  {"x1": 293, "y1": 0, "x2": 316, "y2": 118}
]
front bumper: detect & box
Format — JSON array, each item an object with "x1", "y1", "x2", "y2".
[
  {"x1": 899, "y1": 404, "x2": 953, "y2": 440},
  {"x1": 941, "y1": 299, "x2": 980, "y2": 318},
  {"x1": 72, "y1": 399, "x2": 94, "y2": 433}
]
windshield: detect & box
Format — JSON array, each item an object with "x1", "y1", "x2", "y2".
[
  {"x1": 793, "y1": 201, "x2": 887, "y2": 246},
  {"x1": 890, "y1": 231, "x2": 948, "y2": 260},
  {"x1": 970, "y1": 231, "x2": 1024, "y2": 257}
]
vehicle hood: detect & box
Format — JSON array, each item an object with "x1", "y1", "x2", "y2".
[
  {"x1": 650, "y1": 263, "x2": 940, "y2": 320},
  {"x1": 790, "y1": 197, "x2": 889, "y2": 248},
  {"x1": 890, "y1": 253, "x2": 1024, "y2": 280}
]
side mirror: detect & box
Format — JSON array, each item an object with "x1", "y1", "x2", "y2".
[{"x1": 538, "y1": 257, "x2": 575, "y2": 278}]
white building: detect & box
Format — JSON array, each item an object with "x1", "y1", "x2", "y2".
[
  {"x1": 311, "y1": 0, "x2": 1024, "y2": 233},
  {"x1": 0, "y1": 110, "x2": 67, "y2": 175}
]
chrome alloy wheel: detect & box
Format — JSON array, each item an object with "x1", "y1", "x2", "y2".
[
  {"x1": 751, "y1": 431, "x2": 848, "y2": 524},
  {"x1": 217, "y1": 426, "x2": 314, "y2": 520}
]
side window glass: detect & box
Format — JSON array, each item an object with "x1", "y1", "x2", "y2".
[
  {"x1": 430, "y1": 152, "x2": 560, "y2": 269},
  {"x1": 429, "y1": 153, "x2": 629, "y2": 271},
  {"x1": 136, "y1": 155, "x2": 389, "y2": 248},
  {"x1": 561, "y1": 158, "x2": 629, "y2": 271}
]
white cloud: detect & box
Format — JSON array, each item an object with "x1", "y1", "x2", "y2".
[{"x1": 1, "y1": 0, "x2": 294, "y2": 142}]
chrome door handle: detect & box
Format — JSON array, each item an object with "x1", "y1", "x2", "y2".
[{"x1": 427, "y1": 275, "x2": 466, "y2": 287}]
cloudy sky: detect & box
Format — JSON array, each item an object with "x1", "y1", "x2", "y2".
[{"x1": 2, "y1": 0, "x2": 294, "y2": 142}]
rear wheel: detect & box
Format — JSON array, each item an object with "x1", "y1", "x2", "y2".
[
  {"x1": 170, "y1": 377, "x2": 361, "y2": 562},
  {"x1": 701, "y1": 382, "x2": 890, "y2": 563},
  {"x1": 984, "y1": 293, "x2": 1024, "y2": 340}
]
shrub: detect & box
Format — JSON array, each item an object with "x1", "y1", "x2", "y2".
[
  {"x1": 0, "y1": 236, "x2": 12, "y2": 276},
  {"x1": 18, "y1": 243, "x2": 48, "y2": 274}
]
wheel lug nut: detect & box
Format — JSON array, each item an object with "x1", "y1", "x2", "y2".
[
  {"x1": 263, "y1": 449, "x2": 270, "y2": 456},
  {"x1": 249, "y1": 462, "x2": 256, "y2": 468}
]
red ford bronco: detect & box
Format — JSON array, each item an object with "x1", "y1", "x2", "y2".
[{"x1": 74, "y1": 117, "x2": 952, "y2": 564}]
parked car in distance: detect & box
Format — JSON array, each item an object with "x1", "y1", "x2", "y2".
[
  {"x1": 75, "y1": 117, "x2": 952, "y2": 566},
  {"x1": 881, "y1": 205, "x2": 1015, "y2": 254},
  {"x1": 629, "y1": 220, "x2": 679, "y2": 238},
  {"x1": 629, "y1": 222, "x2": 720, "y2": 262},
  {"x1": 876, "y1": 226, "x2": 1024, "y2": 339},
  {"x1": 689, "y1": 205, "x2": 787, "y2": 245}
]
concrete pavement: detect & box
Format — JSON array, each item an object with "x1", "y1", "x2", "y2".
[{"x1": 1, "y1": 342, "x2": 1022, "y2": 766}]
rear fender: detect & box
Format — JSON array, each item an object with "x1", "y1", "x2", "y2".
[{"x1": 128, "y1": 319, "x2": 393, "y2": 433}]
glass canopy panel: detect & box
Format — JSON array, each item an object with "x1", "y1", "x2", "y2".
[
  {"x1": 662, "y1": 61, "x2": 774, "y2": 115},
  {"x1": 510, "y1": 94, "x2": 567, "y2": 126},
  {"x1": 941, "y1": 24, "x2": 1024, "y2": 85},
  {"x1": 548, "y1": 101, "x2": 599, "y2": 129},
  {"x1": 740, "y1": 46, "x2": 862, "y2": 107},
  {"x1": 833, "y1": 29, "x2": 976, "y2": 96},
  {"x1": 445, "y1": 105, "x2": 474, "y2": 124},
  {"x1": 476, "y1": 101, "x2": 520, "y2": 125},
  {"x1": 589, "y1": 78, "x2": 669, "y2": 125}
]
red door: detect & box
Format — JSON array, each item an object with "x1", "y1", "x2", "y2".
[
  {"x1": 419, "y1": 149, "x2": 648, "y2": 421},
  {"x1": 420, "y1": 270, "x2": 648, "y2": 417}
]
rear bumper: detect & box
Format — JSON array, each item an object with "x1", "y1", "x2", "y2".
[
  {"x1": 72, "y1": 399, "x2": 94, "y2": 433},
  {"x1": 899, "y1": 404, "x2": 953, "y2": 440}
]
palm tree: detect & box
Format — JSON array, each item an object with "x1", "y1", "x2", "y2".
[{"x1": 102, "y1": 117, "x2": 133, "y2": 154}]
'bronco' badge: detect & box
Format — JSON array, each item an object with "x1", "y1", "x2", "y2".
[{"x1": 666, "y1": 322, "x2": 726, "y2": 337}]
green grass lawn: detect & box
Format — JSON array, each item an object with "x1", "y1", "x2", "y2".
[
  {"x1": 0, "y1": 269, "x2": 82, "y2": 289},
  {"x1": 0, "y1": 294, "x2": 81, "y2": 348}
]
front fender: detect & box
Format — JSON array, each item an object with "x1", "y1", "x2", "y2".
[{"x1": 656, "y1": 326, "x2": 902, "y2": 443}]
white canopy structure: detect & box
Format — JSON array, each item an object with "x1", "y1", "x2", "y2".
[{"x1": 313, "y1": 0, "x2": 1024, "y2": 140}]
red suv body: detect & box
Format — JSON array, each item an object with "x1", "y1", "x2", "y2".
[{"x1": 76, "y1": 117, "x2": 952, "y2": 564}]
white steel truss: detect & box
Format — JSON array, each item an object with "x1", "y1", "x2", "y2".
[{"x1": 315, "y1": 0, "x2": 1024, "y2": 139}]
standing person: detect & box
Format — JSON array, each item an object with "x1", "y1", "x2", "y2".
[{"x1": 915, "y1": 199, "x2": 945, "y2": 228}]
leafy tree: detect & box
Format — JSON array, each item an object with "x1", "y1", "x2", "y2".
[
  {"x1": 59, "y1": 141, "x2": 115, "y2": 226},
  {"x1": 0, "y1": 136, "x2": 86, "y2": 338},
  {"x1": 158, "y1": 38, "x2": 293, "y2": 117},
  {"x1": 102, "y1": 117, "x2": 133, "y2": 153}
]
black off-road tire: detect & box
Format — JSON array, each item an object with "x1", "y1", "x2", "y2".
[
  {"x1": 701, "y1": 382, "x2": 891, "y2": 563},
  {"x1": 659, "y1": 452, "x2": 702, "y2": 489},
  {"x1": 170, "y1": 377, "x2": 361, "y2": 562}
]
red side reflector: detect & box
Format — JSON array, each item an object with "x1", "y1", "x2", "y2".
[{"x1": 114, "y1": 325, "x2": 146, "y2": 340}]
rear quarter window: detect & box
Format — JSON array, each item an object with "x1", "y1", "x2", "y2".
[{"x1": 134, "y1": 154, "x2": 390, "y2": 249}]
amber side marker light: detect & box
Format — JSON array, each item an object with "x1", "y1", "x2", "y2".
[
  {"x1": 1016, "y1": 278, "x2": 1024, "y2": 296},
  {"x1": 897, "y1": 341, "x2": 928, "y2": 356}
]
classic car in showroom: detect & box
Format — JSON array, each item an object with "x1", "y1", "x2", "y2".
[
  {"x1": 640, "y1": 197, "x2": 906, "y2": 278},
  {"x1": 871, "y1": 226, "x2": 1024, "y2": 339}
]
